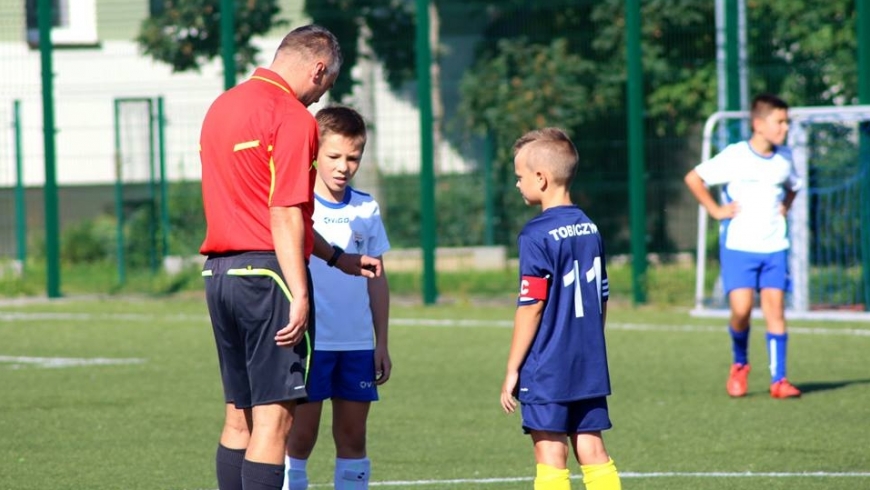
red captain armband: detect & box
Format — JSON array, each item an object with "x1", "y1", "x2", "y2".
[{"x1": 519, "y1": 276, "x2": 548, "y2": 301}]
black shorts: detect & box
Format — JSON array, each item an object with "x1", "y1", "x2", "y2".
[{"x1": 202, "y1": 252, "x2": 314, "y2": 408}]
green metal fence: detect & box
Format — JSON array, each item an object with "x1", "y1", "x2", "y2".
[{"x1": 0, "y1": 0, "x2": 867, "y2": 303}]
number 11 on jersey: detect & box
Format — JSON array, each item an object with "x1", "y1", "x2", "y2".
[{"x1": 562, "y1": 257, "x2": 602, "y2": 318}]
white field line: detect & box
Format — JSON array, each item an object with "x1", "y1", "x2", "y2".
[
  {"x1": 289, "y1": 471, "x2": 870, "y2": 488},
  {"x1": 194, "y1": 471, "x2": 870, "y2": 490},
  {"x1": 1, "y1": 311, "x2": 869, "y2": 337},
  {"x1": 0, "y1": 355, "x2": 145, "y2": 368},
  {"x1": 0, "y1": 311, "x2": 205, "y2": 322},
  {"x1": 347, "y1": 471, "x2": 870, "y2": 487}
]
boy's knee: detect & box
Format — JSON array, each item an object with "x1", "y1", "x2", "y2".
[{"x1": 333, "y1": 423, "x2": 367, "y2": 458}]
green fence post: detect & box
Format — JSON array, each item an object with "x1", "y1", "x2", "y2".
[
  {"x1": 147, "y1": 99, "x2": 158, "y2": 272},
  {"x1": 625, "y1": 0, "x2": 647, "y2": 304},
  {"x1": 725, "y1": 0, "x2": 743, "y2": 140},
  {"x1": 221, "y1": 0, "x2": 236, "y2": 90},
  {"x1": 38, "y1": 0, "x2": 61, "y2": 298},
  {"x1": 13, "y1": 100, "x2": 27, "y2": 268},
  {"x1": 113, "y1": 99, "x2": 126, "y2": 285},
  {"x1": 483, "y1": 131, "x2": 495, "y2": 246},
  {"x1": 157, "y1": 97, "x2": 169, "y2": 258},
  {"x1": 415, "y1": 0, "x2": 438, "y2": 305},
  {"x1": 858, "y1": 0, "x2": 870, "y2": 310}
]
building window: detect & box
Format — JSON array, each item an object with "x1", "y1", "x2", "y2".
[{"x1": 26, "y1": 0, "x2": 98, "y2": 48}]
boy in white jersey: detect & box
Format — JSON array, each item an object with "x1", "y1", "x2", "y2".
[
  {"x1": 284, "y1": 106, "x2": 391, "y2": 490},
  {"x1": 684, "y1": 93, "x2": 802, "y2": 399}
]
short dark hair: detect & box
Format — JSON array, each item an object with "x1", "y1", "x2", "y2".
[
  {"x1": 316, "y1": 105, "x2": 367, "y2": 142},
  {"x1": 276, "y1": 24, "x2": 343, "y2": 77},
  {"x1": 751, "y1": 93, "x2": 788, "y2": 119}
]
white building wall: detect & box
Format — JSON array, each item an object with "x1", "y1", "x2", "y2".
[{"x1": 1, "y1": 39, "x2": 226, "y2": 187}]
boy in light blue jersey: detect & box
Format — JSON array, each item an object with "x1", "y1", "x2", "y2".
[
  {"x1": 501, "y1": 128, "x2": 621, "y2": 490},
  {"x1": 284, "y1": 106, "x2": 391, "y2": 490},
  {"x1": 684, "y1": 93, "x2": 802, "y2": 399}
]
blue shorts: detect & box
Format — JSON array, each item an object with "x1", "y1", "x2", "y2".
[
  {"x1": 521, "y1": 397, "x2": 612, "y2": 434},
  {"x1": 306, "y1": 350, "x2": 379, "y2": 403},
  {"x1": 720, "y1": 247, "x2": 790, "y2": 294}
]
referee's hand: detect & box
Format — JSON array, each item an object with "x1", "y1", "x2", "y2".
[{"x1": 275, "y1": 298, "x2": 308, "y2": 347}]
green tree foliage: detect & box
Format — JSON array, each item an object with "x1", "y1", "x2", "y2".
[
  {"x1": 454, "y1": 0, "x2": 857, "y2": 252},
  {"x1": 137, "y1": 0, "x2": 286, "y2": 74},
  {"x1": 748, "y1": 1, "x2": 857, "y2": 105},
  {"x1": 458, "y1": 38, "x2": 599, "y2": 245},
  {"x1": 134, "y1": 0, "x2": 859, "y2": 253},
  {"x1": 304, "y1": 0, "x2": 416, "y2": 101}
]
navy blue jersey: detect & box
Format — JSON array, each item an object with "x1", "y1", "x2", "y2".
[{"x1": 515, "y1": 205, "x2": 611, "y2": 404}]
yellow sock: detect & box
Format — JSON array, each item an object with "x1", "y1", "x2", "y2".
[
  {"x1": 580, "y1": 458, "x2": 621, "y2": 490},
  {"x1": 534, "y1": 464, "x2": 571, "y2": 490}
]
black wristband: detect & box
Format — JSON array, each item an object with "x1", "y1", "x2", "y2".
[{"x1": 326, "y1": 245, "x2": 344, "y2": 267}]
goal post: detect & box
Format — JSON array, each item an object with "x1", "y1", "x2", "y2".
[{"x1": 692, "y1": 105, "x2": 870, "y2": 320}]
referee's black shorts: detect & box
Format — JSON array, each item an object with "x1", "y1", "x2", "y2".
[{"x1": 202, "y1": 251, "x2": 314, "y2": 408}]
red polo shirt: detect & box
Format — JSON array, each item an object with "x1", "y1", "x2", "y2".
[{"x1": 199, "y1": 68, "x2": 317, "y2": 257}]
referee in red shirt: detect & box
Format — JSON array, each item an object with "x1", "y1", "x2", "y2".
[{"x1": 199, "y1": 25, "x2": 380, "y2": 490}]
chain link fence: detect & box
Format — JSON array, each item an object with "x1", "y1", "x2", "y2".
[{"x1": 0, "y1": 0, "x2": 864, "y2": 295}]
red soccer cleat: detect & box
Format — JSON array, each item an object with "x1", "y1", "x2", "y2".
[
  {"x1": 726, "y1": 363, "x2": 750, "y2": 397},
  {"x1": 770, "y1": 378, "x2": 802, "y2": 399}
]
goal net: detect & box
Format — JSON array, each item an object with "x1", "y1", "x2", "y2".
[{"x1": 692, "y1": 106, "x2": 870, "y2": 320}]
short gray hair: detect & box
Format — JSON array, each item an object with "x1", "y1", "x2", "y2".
[{"x1": 276, "y1": 24, "x2": 343, "y2": 77}]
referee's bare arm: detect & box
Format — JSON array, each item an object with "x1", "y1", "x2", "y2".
[{"x1": 271, "y1": 205, "x2": 310, "y2": 347}]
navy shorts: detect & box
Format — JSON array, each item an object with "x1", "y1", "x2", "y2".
[
  {"x1": 720, "y1": 247, "x2": 790, "y2": 294},
  {"x1": 203, "y1": 252, "x2": 314, "y2": 408},
  {"x1": 521, "y1": 397, "x2": 612, "y2": 434},
  {"x1": 306, "y1": 350, "x2": 379, "y2": 403}
]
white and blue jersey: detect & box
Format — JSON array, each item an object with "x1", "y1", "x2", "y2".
[
  {"x1": 310, "y1": 187, "x2": 390, "y2": 351},
  {"x1": 694, "y1": 141, "x2": 802, "y2": 253},
  {"x1": 516, "y1": 205, "x2": 611, "y2": 404}
]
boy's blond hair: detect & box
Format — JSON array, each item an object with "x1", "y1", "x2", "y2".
[{"x1": 513, "y1": 127, "x2": 578, "y2": 185}]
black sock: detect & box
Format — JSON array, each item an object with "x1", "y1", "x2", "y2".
[
  {"x1": 215, "y1": 444, "x2": 246, "y2": 490},
  {"x1": 241, "y1": 459, "x2": 286, "y2": 490}
]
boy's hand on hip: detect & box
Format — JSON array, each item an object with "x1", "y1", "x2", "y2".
[{"x1": 712, "y1": 201, "x2": 739, "y2": 220}]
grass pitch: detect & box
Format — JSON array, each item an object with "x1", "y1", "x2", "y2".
[{"x1": 0, "y1": 295, "x2": 868, "y2": 490}]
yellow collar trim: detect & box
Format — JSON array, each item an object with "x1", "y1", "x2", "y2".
[{"x1": 251, "y1": 75, "x2": 290, "y2": 94}]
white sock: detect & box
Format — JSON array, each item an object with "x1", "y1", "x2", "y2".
[
  {"x1": 334, "y1": 457, "x2": 370, "y2": 490},
  {"x1": 285, "y1": 456, "x2": 308, "y2": 490}
]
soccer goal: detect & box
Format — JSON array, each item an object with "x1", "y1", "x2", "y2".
[{"x1": 692, "y1": 105, "x2": 870, "y2": 321}]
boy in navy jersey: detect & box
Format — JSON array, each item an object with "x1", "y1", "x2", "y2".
[
  {"x1": 500, "y1": 128, "x2": 621, "y2": 490},
  {"x1": 684, "y1": 93, "x2": 801, "y2": 399}
]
